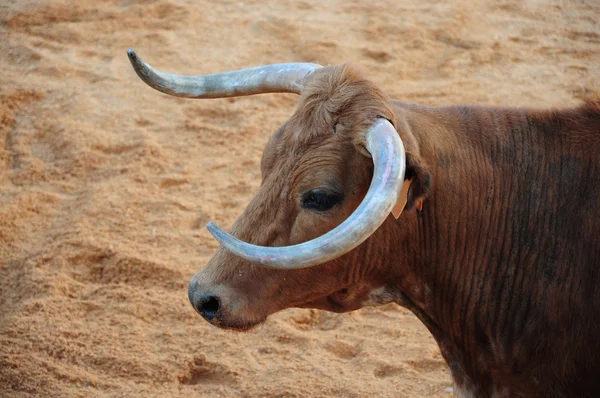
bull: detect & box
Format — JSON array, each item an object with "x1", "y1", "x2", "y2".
[{"x1": 127, "y1": 49, "x2": 600, "y2": 397}]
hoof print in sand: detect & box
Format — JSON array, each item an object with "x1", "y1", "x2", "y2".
[{"x1": 178, "y1": 355, "x2": 238, "y2": 386}]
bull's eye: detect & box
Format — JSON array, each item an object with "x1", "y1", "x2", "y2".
[{"x1": 301, "y1": 189, "x2": 343, "y2": 212}]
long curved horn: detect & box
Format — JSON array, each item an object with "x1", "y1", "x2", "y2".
[
  {"x1": 127, "y1": 49, "x2": 321, "y2": 98},
  {"x1": 206, "y1": 118, "x2": 406, "y2": 269}
]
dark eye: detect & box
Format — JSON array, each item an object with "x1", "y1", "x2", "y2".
[{"x1": 301, "y1": 189, "x2": 344, "y2": 212}]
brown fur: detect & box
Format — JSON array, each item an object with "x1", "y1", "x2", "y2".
[{"x1": 189, "y1": 64, "x2": 600, "y2": 397}]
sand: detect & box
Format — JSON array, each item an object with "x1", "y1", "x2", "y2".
[{"x1": 1, "y1": 0, "x2": 599, "y2": 396}]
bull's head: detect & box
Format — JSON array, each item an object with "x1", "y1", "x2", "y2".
[{"x1": 128, "y1": 50, "x2": 430, "y2": 330}]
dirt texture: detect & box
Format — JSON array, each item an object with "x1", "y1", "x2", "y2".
[{"x1": 1, "y1": 0, "x2": 599, "y2": 397}]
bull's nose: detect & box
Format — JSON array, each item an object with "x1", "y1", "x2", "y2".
[{"x1": 188, "y1": 285, "x2": 221, "y2": 321}]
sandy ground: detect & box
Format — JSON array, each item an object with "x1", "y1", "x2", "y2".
[{"x1": 1, "y1": 0, "x2": 599, "y2": 397}]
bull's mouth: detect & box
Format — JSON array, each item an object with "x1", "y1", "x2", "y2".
[
  {"x1": 202, "y1": 311, "x2": 266, "y2": 332},
  {"x1": 213, "y1": 319, "x2": 265, "y2": 332}
]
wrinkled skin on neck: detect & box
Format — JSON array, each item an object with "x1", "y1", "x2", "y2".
[{"x1": 189, "y1": 64, "x2": 422, "y2": 330}]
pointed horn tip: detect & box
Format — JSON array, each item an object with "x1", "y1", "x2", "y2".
[
  {"x1": 127, "y1": 48, "x2": 137, "y2": 60},
  {"x1": 206, "y1": 221, "x2": 223, "y2": 239},
  {"x1": 127, "y1": 49, "x2": 145, "y2": 70},
  {"x1": 206, "y1": 221, "x2": 235, "y2": 249}
]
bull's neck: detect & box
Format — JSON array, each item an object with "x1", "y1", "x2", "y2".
[
  {"x1": 385, "y1": 100, "x2": 600, "y2": 395},
  {"x1": 388, "y1": 102, "x2": 531, "y2": 386}
]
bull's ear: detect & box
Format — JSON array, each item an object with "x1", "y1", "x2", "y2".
[
  {"x1": 392, "y1": 154, "x2": 431, "y2": 218},
  {"x1": 404, "y1": 153, "x2": 432, "y2": 212}
]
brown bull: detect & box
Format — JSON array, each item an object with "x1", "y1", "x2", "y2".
[{"x1": 128, "y1": 49, "x2": 600, "y2": 398}]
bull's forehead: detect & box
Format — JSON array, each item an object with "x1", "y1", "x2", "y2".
[
  {"x1": 261, "y1": 113, "x2": 337, "y2": 175},
  {"x1": 264, "y1": 135, "x2": 343, "y2": 182},
  {"x1": 285, "y1": 106, "x2": 336, "y2": 147}
]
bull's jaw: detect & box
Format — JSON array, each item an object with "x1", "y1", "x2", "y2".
[
  {"x1": 189, "y1": 267, "x2": 380, "y2": 328},
  {"x1": 296, "y1": 284, "x2": 385, "y2": 313},
  {"x1": 189, "y1": 282, "x2": 362, "y2": 329}
]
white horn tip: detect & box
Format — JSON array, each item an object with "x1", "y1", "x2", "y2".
[
  {"x1": 206, "y1": 221, "x2": 225, "y2": 242},
  {"x1": 206, "y1": 221, "x2": 217, "y2": 233}
]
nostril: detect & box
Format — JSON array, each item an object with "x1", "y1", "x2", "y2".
[
  {"x1": 202, "y1": 296, "x2": 220, "y2": 316},
  {"x1": 190, "y1": 293, "x2": 221, "y2": 321}
]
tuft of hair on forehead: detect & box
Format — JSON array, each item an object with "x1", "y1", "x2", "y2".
[{"x1": 288, "y1": 63, "x2": 396, "y2": 147}]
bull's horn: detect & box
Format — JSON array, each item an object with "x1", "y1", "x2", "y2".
[
  {"x1": 127, "y1": 49, "x2": 321, "y2": 97},
  {"x1": 207, "y1": 118, "x2": 405, "y2": 269}
]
